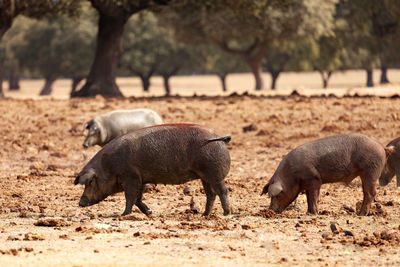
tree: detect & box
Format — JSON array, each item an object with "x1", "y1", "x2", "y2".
[
  {"x1": 71, "y1": 0, "x2": 170, "y2": 98},
  {"x1": 339, "y1": 0, "x2": 399, "y2": 87},
  {"x1": 121, "y1": 11, "x2": 199, "y2": 95},
  {"x1": 0, "y1": 0, "x2": 81, "y2": 97},
  {"x1": 9, "y1": 14, "x2": 96, "y2": 95},
  {"x1": 121, "y1": 12, "x2": 170, "y2": 92},
  {"x1": 197, "y1": 45, "x2": 246, "y2": 92},
  {"x1": 162, "y1": 0, "x2": 337, "y2": 91}
]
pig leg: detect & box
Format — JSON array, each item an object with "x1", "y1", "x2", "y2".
[
  {"x1": 135, "y1": 185, "x2": 152, "y2": 216},
  {"x1": 358, "y1": 176, "x2": 377, "y2": 216},
  {"x1": 122, "y1": 179, "x2": 139, "y2": 216},
  {"x1": 396, "y1": 169, "x2": 400, "y2": 187},
  {"x1": 305, "y1": 182, "x2": 321, "y2": 214},
  {"x1": 201, "y1": 180, "x2": 216, "y2": 216},
  {"x1": 210, "y1": 180, "x2": 230, "y2": 216}
]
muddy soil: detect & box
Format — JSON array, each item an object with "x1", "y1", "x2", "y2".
[{"x1": 1, "y1": 95, "x2": 400, "y2": 266}]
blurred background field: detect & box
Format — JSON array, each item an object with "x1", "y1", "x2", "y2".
[{"x1": 2, "y1": 70, "x2": 400, "y2": 99}]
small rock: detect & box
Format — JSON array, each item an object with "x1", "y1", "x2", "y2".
[
  {"x1": 7, "y1": 235, "x2": 19, "y2": 241},
  {"x1": 190, "y1": 197, "x2": 200, "y2": 214},
  {"x1": 343, "y1": 205, "x2": 355, "y2": 213},
  {"x1": 330, "y1": 223, "x2": 339, "y2": 234},
  {"x1": 243, "y1": 124, "x2": 257, "y2": 133},
  {"x1": 143, "y1": 184, "x2": 158, "y2": 193},
  {"x1": 343, "y1": 230, "x2": 354, "y2": 237},
  {"x1": 183, "y1": 187, "x2": 194, "y2": 196}
]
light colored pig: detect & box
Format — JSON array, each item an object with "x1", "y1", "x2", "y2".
[{"x1": 83, "y1": 109, "x2": 163, "y2": 148}]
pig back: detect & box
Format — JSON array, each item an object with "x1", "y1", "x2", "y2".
[
  {"x1": 101, "y1": 125, "x2": 230, "y2": 185},
  {"x1": 282, "y1": 134, "x2": 385, "y2": 183},
  {"x1": 100, "y1": 109, "x2": 162, "y2": 142}
]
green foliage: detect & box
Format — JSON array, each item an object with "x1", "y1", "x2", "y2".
[
  {"x1": 4, "y1": 11, "x2": 96, "y2": 79},
  {"x1": 121, "y1": 11, "x2": 198, "y2": 77}
]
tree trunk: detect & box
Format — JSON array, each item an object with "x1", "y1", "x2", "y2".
[
  {"x1": 217, "y1": 73, "x2": 228, "y2": 92},
  {"x1": 70, "y1": 76, "x2": 85, "y2": 96},
  {"x1": 245, "y1": 57, "x2": 264, "y2": 91},
  {"x1": 270, "y1": 70, "x2": 281, "y2": 90},
  {"x1": 319, "y1": 70, "x2": 332, "y2": 89},
  {"x1": 8, "y1": 68, "x2": 20, "y2": 90},
  {"x1": 0, "y1": 26, "x2": 11, "y2": 98},
  {"x1": 140, "y1": 75, "x2": 151, "y2": 92},
  {"x1": 162, "y1": 74, "x2": 171, "y2": 96},
  {"x1": 221, "y1": 41, "x2": 268, "y2": 91},
  {"x1": 380, "y1": 66, "x2": 389, "y2": 84},
  {"x1": 71, "y1": 14, "x2": 127, "y2": 97},
  {"x1": 39, "y1": 76, "x2": 57, "y2": 96},
  {"x1": 366, "y1": 69, "x2": 374, "y2": 87}
]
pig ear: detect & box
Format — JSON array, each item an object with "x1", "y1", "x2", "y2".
[
  {"x1": 76, "y1": 169, "x2": 95, "y2": 185},
  {"x1": 83, "y1": 120, "x2": 93, "y2": 132},
  {"x1": 268, "y1": 181, "x2": 283, "y2": 197},
  {"x1": 261, "y1": 183, "x2": 270, "y2": 195},
  {"x1": 385, "y1": 145, "x2": 395, "y2": 158}
]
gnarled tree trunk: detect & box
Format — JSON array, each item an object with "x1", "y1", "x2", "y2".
[
  {"x1": 161, "y1": 68, "x2": 178, "y2": 96},
  {"x1": 270, "y1": 70, "x2": 281, "y2": 90},
  {"x1": 8, "y1": 68, "x2": 20, "y2": 90},
  {"x1": 70, "y1": 76, "x2": 84, "y2": 96},
  {"x1": 221, "y1": 41, "x2": 268, "y2": 91},
  {"x1": 366, "y1": 69, "x2": 374, "y2": 87},
  {"x1": 318, "y1": 70, "x2": 332, "y2": 89},
  {"x1": 217, "y1": 73, "x2": 228, "y2": 92},
  {"x1": 40, "y1": 76, "x2": 57, "y2": 95},
  {"x1": 71, "y1": 14, "x2": 127, "y2": 97},
  {"x1": 244, "y1": 55, "x2": 265, "y2": 91},
  {"x1": 139, "y1": 74, "x2": 151, "y2": 92},
  {"x1": 380, "y1": 66, "x2": 389, "y2": 84}
]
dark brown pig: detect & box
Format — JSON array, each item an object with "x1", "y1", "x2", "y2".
[
  {"x1": 379, "y1": 137, "x2": 400, "y2": 187},
  {"x1": 261, "y1": 134, "x2": 392, "y2": 216},
  {"x1": 74, "y1": 124, "x2": 231, "y2": 216}
]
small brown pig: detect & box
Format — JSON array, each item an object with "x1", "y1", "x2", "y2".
[
  {"x1": 379, "y1": 137, "x2": 400, "y2": 187},
  {"x1": 261, "y1": 134, "x2": 393, "y2": 216},
  {"x1": 74, "y1": 124, "x2": 231, "y2": 216}
]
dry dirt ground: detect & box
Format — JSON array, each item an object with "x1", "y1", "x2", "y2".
[{"x1": 2, "y1": 93, "x2": 400, "y2": 266}]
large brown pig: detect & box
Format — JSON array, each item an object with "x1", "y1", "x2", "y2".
[
  {"x1": 379, "y1": 137, "x2": 400, "y2": 187},
  {"x1": 261, "y1": 134, "x2": 393, "y2": 216},
  {"x1": 74, "y1": 124, "x2": 231, "y2": 216}
]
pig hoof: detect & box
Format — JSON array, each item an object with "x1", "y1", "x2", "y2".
[
  {"x1": 121, "y1": 211, "x2": 132, "y2": 216},
  {"x1": 144, "y1": 210, "x2": 152, "y2": 216},
  {"x1": 202, "y1": 212, "x2": 211, "y2": 217},
  {"x1": 223, "y1": 210, "x2": 230, "y2": 216}
]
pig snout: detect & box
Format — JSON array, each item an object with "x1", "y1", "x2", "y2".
[
  {"x1": 269, "y1": 199, "x2": 284, "y2": 214},
  {"x1": 82, "y1": 136, "x2": 94, "y2": 148},
  {"x1": 78, "y1": 195, "x2": 90, "y2": 207},
  {"x1": 78, "y1": 195, "x2": 99, "y2": 207}
]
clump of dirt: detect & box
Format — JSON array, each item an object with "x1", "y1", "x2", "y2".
[
  {"x1": 352, "y1": 228, "x2": 400, "y2": 247},
  {"x1": 23, "y1": 232, "x2": 45, "y2": 241},
  {"x1": 0, "y1": 247, "x2": 34, "y2": 256},
  {"x1": 34, "y1": 218, "x2": 69, "y2": 227},
  {"x1": 255, "y1": 209, "x2": 276, "y2": 218},
  {"x1": 132, "y1": 231, "x2": 195, "y2": 239},
  {"x1": 117, "y1": 214, "x2": 148, "y2": 221},
  {"x1": 75, "y1": 226, "x2": 127, "y2": 234}
]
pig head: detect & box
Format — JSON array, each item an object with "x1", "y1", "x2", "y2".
[
  {"x1": 379, "y1": 138, "x2": 399, "y2": 186},
  {"x1": 74, "y1": 165, "x2": 122, "y2": 207},
  {"x1": 261, "y1": 175, "x2": 300, "y2": 214},
  {"x1": 82, "y1": 120, "x2": 106, "y2": 148}
]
